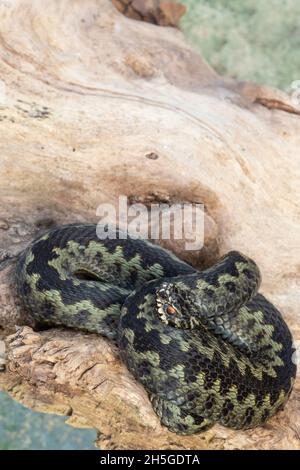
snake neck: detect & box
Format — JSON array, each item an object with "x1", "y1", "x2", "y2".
[{"x1": 155, "y1": 251, "x2": 261, "y2": 330}]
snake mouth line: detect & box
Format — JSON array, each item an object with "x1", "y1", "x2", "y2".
[{"x1": 73, "y1": 269, "x2": 102, "y2": 282}]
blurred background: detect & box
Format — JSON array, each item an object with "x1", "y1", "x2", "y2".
[
  {"x1": 181, "y1": 0, "x2": 300, "y2": 90},
  {"x1": 1, "y1": 0, "x2": 299, "y2": 450}
]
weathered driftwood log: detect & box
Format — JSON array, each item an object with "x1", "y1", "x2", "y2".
[{"x1": 0, "y1": 0, "x2": 300, "y2": 450}]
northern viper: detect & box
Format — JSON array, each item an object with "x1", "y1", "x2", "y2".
[{"x1": 16, "y1": 223, "x2": 296, "y2": 434}]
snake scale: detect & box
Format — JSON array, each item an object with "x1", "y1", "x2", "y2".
[{"x1": 16, "y1": 223, "x2": 296, "y2": 435}]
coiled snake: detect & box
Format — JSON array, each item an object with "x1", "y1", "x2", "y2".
[{"x1": 16, "y1": 223, "x2": 296, "y2": 434}]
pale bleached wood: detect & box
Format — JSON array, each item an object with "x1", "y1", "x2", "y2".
[{"x1": 0, "y1": 0, "x2": 299, "y2": 450}]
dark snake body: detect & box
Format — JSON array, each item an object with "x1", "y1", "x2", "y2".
[{"x1": 16, "y1": 223, "x2": 296, "y2": 434}]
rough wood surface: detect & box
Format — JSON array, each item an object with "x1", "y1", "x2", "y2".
[
  {"x1": 111, "y1": 0, "x2": 187, "y2": 27},
  {"x1": 0, "y1": 0, "x2": 300, "y2": 450}
]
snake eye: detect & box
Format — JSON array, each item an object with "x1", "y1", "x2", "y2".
[{"x1": 166, "y1": 305, "x2": 177, "y2": 315}]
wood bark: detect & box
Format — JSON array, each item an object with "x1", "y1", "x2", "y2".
[{"x1": 0, "y1": 0, "x2": 299, "y2": 450}]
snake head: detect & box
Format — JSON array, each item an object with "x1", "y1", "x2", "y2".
[{"x1": 156, "y1": 281, "x2": 197, "y2": 329}]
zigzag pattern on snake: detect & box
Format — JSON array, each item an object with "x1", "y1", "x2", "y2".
[{"x1": 15, "y1": 223, "x2": 296, "y2": 435}]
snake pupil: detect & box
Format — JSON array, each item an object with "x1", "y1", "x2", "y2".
[{"x1": 166, "y1": 305, "x2": 177, "y2": 315}]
